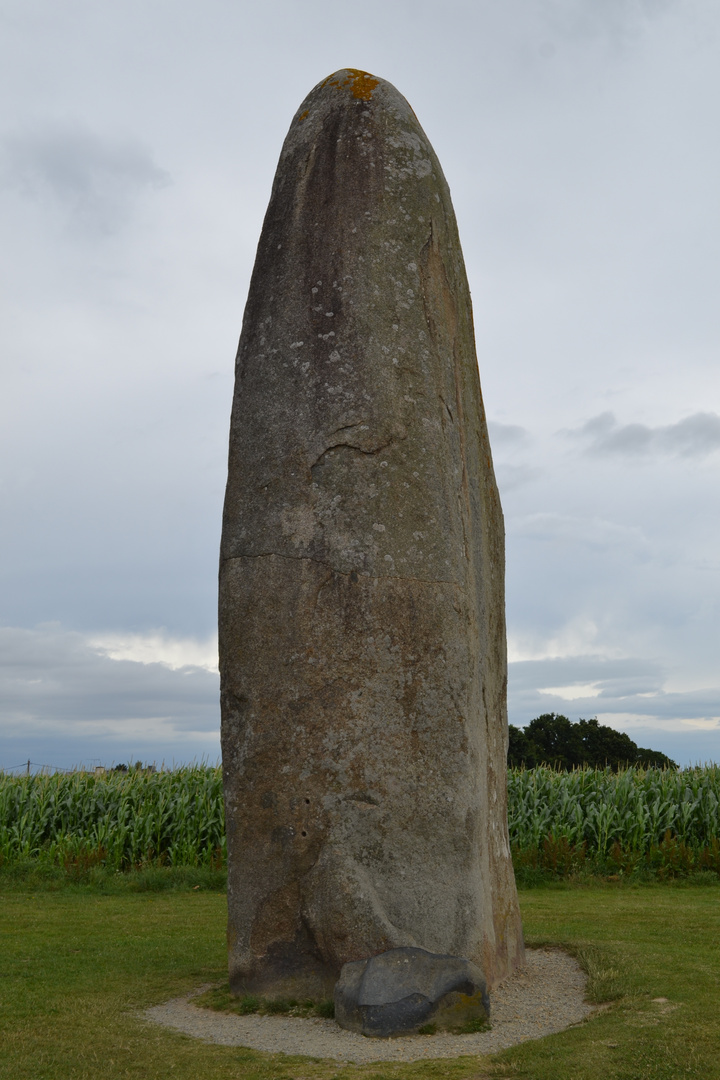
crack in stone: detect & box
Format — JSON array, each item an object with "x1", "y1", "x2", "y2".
[
  {"x1": 312, "y1": 568, "x2": 334, "y2": 615},
  {"x1": 310, "y1": 433, "x2": 395, "y2": 472}
]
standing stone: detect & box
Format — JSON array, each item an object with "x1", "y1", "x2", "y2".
[{"x1": 220, "y1": 69, "x2": 524, "y2": 1001}]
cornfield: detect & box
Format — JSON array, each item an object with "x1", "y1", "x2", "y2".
[
  {"x1": 0, "y1": 764, "x2": 225, "y2": 870},
  {"x1": 1, "y1": 763, "x2": 719, "y2": 876},
  {"x1": 508, "y1": 764, "x2": 720, "y2": 878},
  {"x1": 508, "y1": 765, "x2": 720, "y2": 853}
]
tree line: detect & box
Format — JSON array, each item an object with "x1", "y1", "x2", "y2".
[{"x1": 508, "y1": 713, "x2": 677, "y2": 770}]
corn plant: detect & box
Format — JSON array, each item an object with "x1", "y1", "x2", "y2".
[
  {"x1": 507, "y1": 764, "x2": 720, "y2": 869},
  {"x1": 1, "y1": 762, "x2": 719, "y2": 875},
  {"x1": 0, "y1": 764, "x2": 226, "y2": 870}
]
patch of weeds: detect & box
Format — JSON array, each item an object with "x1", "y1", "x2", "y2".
[
  {"x1": 314, "y1": 998, "x2": 335, "y2": 1018},
  {"x1": 522, "y1": 938, "x2": 630, "y2": 1006},
  {"x1": 126, "y1": 866, "x2": 177, "y2": 892},
  {"x1": 417, "y1": 1022, "x2": 437, "y2": 1035},
  {"x1": 264, "y1": 998, "x2": 292, "y2": 1014},
  {"x1": 0, "y1": 861, "x2": 227, "y2": 894},
  {"x1": 687, "y1": 870, "x2": 719, "y2": 886},
  {"x1": 193, "y1": 986, "x2": 260, "y2": 1014},
  {"x1": 63, "y1": 845, "x2": 108, "y2": 880},
  {"x1": 626, "y1": 866, "x2": 659, "y2": 885},
  {"x1": 454, "y1": 1016, "x2": 491, "y2": 1034},
  {"x1": 0, "y1": 858, "x2": 70, "y2": 891},
  {"x1": 513, "y1": 864, "x2": 553, "y2": 888},
  {"x1": 566, "y1": 866, "x2": 608, "y2": 887},
  {"x1": 512, "y1": 830, "x2": 720, "y2": 884},
  {"x1": 195, "y1": 985, "x2": 335, "y2": 1019},
  {"x1": 124, "y1": 865, "x2": 227, "y2": 893},
  {"x1": 237, "y1": 994, "x2": 261, "y2": 1014},
  {"x1": 574, "y1": 944, "x2": 627, "y2": 1003}
]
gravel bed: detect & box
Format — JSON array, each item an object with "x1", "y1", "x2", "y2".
[{"x1": 144, "y1": 948, "x2": 596, "y2": 1063}]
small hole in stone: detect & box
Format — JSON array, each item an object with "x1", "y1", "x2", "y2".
[
  {"x1": 305, "y1": 798, "x2": 310, "y2": 804},
  {"x1": 301, "y1": 830, "x2": 307, "y2": 837}
]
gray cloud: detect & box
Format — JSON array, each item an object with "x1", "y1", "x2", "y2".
[
  {"x1": 542, "y1": 0, "x2": 676, "y2": 48},
  {"x1": 510, "y1": 655, "x2": 664, "y2": 693},
  {"x1": 488, "y1": 421, "x2": 529, "y2": 447},
  {"x1": 569, "y1": 411, "x2": 720, "y2": 458},
  {"x1": 509, "y1": 654, "x2": 720, "y2": 722},
  {"x1": 510, "y1": 511, "x2": 648, "y2": 552},
  {"x1": 488, "y1": 423, "x2": 540, "y2": 491},
  {"x1": 495, "y1": 463, "x2": 542, "y2": 492},
  {"x1": 1, "y1": 124, "x2": 170, "y2": 235},
  {"x1": 508, "y1": 653, "x2": 720, "y2": 763},
  {"x1": 0, "y1": 0, "x2": 718, "y2": 771},
  {"x1": 0, "y1": 625, "x2": 219, "y2": 766}
]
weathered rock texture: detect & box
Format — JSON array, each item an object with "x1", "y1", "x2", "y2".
[
  {"x1": 220, "y1": 68, "x2": 524, "y2": 1000},
  {"x1": 335, "y1": 946, "x2": 489, "y2": 1037}
]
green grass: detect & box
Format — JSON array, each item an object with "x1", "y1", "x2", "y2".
[
  {"x1": 509, "y1": 883, "x2": 720, "y2": 1079},
  {"x1": 0, "y1": 857, "x2": 227, "y2": 894},
  {"x1": 2, "y1": 878, "x2": 719, "y2": 1080}
]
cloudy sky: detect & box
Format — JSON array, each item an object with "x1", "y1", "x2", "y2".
[{"x1": 1, "y1": 0, "x2": 718, "y2": 771}]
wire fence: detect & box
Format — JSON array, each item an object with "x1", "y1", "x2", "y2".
[{"x1": 3, "y1": 761, "x2": 77, "y2": 775}]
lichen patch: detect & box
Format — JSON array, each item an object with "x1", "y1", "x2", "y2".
[{"x1": 323, "y1": 68, "x2": 380, "y2": 101}]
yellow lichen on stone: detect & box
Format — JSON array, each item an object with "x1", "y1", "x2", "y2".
[
  {"x1": 323, "y1": 68, "x2": 380, "y2": 100},
  {"x1": 434, "y1": 989, "x2": 489, "y2": 1031},
  {"x1": 346, "y1": 68, "x2": 379, "y2": 100}
]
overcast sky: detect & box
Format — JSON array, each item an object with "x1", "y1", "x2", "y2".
[{"x1": 1, "y1": 0, "x2": 718, "y2": 771}]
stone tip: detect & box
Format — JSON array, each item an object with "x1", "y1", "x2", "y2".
[{"x1": 320, "y1": 68, "x2": 381, "y2": 101}]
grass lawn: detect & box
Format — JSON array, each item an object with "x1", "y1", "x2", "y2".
[{"x1": 1, "y1": 878, "x2": 718, "y2": 1080}]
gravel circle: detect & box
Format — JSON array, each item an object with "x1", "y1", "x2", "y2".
[{"x1": 144, "y1": 948, "x2": 597, "y2": 1063}]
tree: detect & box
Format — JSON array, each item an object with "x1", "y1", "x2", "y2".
[
  {"x1": 507, "y1": 713, "x2": 677, "y2": 770},
  {"x1": 635, "y1": 746, "x2": 676, "y2": 769}
]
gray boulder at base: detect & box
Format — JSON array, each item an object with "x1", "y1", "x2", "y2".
[
  {"x1": 220, "y1": 68, "x2": 524, "y2": 1001},
  {"x1": 335, "y1": 946, "x2": 489, "y2": 1037}
]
